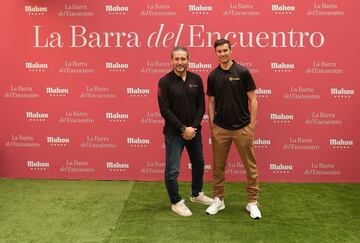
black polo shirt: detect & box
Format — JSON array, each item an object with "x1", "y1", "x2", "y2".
[
  {"x1": 158, "y1": 70, "x2": 205, "y2": 136},
  {"x1": 207, "y1": 61, "x2": 256, "y2": 130}
]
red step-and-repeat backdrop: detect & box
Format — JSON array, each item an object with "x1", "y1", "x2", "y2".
[{"x1": 0, "y1": 1, "x2": 359, "y2": 182}]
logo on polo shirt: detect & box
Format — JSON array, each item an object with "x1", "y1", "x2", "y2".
[
  {"x1": 188, "y1": 84, "x2": 199, "y2": 88},
  {"x1": 229, "y1": 77, "x2": 240, "y2": 81}
]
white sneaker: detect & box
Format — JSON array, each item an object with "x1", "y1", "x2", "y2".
[
  {"x1": 205, "y1": 197, "x2": 225, "y2": 215},
  {"x1": 171, "y1": 199, "x2": 192, "y2": 217},
  {"x1": 190, "y1": 192, "x2": 214, "y2": 205},
  {"x1": 246, "y1": 201, "x2": 262, "y2": 219}
]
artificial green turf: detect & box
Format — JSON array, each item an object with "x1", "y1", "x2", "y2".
[
  {"x1": 0, "y1": 179, "x2": 134, "y2": 243},
  {"x1": 110, "y1": 182, "x2": 360, "y2": 243},
  {"x1": 0, "y1": 179, "x2": 359, "y2": 242}
]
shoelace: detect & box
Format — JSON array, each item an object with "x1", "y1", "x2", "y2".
[
  {"x1": 178, "y1": 201, "x2": 189, "y2": 210},
  {"x1": 181, "y1": 205, "x2": 190, "y2": 213}
]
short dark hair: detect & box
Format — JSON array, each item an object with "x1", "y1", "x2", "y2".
[
  {"x1": 171, "y1": 46, "x2": 189, "y2": 59},
  {"x1": 214, "y1": 39, "x2": 231, "y2": 50}
]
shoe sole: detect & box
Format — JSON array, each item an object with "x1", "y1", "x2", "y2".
[
  {"x1": 172, "y1": 207, "x2": 192, "y2": 217},
  {"x1": 206, "y1": 205, "x2": 225, "y2": 215},
  {"x1": 190, "y1": 197, "x2": 214, "y2": 205},
  {"x1": 246, "y1": 206, "x2": 261, "y2": 219}
]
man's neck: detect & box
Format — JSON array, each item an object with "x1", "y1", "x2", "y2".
[
  {"x1": 174, "y1": 70, "x2": 187, "y2": 81},
  {"x1": 220, "y1": 60, "x2": 233, "y2": 70}
]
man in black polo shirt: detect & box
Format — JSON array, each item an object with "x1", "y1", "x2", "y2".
[
  {"x1": 158, "y1": 46, "x2": 213, "y2": 217},
  {"x1": 205, "y1": 39, "x2": 262, "y2": 219}
]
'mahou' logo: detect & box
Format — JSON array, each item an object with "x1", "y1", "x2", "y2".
[
  {"x1": 26, "y1": 112, "x2": 48, "y2": 122},
  {"x1": 105, "y1": 112, "x2": 129, "y2": 122},
  {"x1": 254, "y1": 138, "x2": 271, "y2": 148},
  {"x1": 188, "y1": 5, "x2": 213, "y2": 14},
  {"x1": 269, "y1": 163, "x2": 293, "y2": 174},
  {"x1": 330, "y1": 88, "x2": 354, "y2": 99},
  {"x1": 127, "y1": 137, "x2": 150, "y2": 147},
  {"x1": 270, "y1": 113, "x2": 294, "y2": 123},
  {"x1": 106, "y1": 161, "x2": 129, "y2": 171},
  {"x1": 188, "y1": 62, "x2": 212, "y2": 72},
  {"x1": 255, "y1": 88, "x2": 272, "y2": 98},
  {"x1": 271, "y1": 5, "x2": 296, "y2": 15},
  {"x1": 329, "y1": 139, "x2": 353, "y2": 149},
  {"x1": 105, "y1": 5, "x2": 129, "y2": 15},
  {"x1": 202, "y1": 114, "x2": 209, "y2": 123},
  {"x1": 46, "y1": 87, "x2": 69, "y2": 97},
  {"x1": 105, "y1": 62, "x2": 129, "y2": 72},
  {"x1": 127, "y1": 88, "x2": 150, "y2": 97},
  {"x1": 189, "y1": 163, "x2": 212, "y2": 171},
  {"x1": 271, "y1": 62, "x2": 295, "y2": 72},
  {"x1": 25, "y1": 62, "x2": 48, "y2": 72},
  {"x1": 27, "y1": 160, "x2": 50, "y2": 170},
  {"x1": 47, "y1": 137, "x2": 70, "y2": 146},
  {"x1": 24, "y1": 6, "x2": 48, "y2": 15}
]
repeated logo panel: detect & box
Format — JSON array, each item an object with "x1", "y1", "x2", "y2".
[{"x1": 0, "y1": 1, "x2": 359, "y2": 182}]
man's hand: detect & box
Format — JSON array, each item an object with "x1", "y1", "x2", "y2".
[{"x1": 182, "y1": 127, "x2": 197, "y2": 140}]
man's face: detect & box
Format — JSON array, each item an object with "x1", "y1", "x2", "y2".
[
  {"x1": 171, "y1": 50, "x2": 188, "y2": 74},
  {"x1": 215, "y1": 44, "x2": 232, "y2": 64}
]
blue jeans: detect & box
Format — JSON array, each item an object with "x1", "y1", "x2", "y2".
[{"x1": 164, "y1": 132, "x2": 205, "y2": 204}]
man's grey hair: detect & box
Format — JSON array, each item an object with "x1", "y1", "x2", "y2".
[{"x1": 170, "y1": 46, "x2": 189, "y2": 59}]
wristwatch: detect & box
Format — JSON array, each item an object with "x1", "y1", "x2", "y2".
[{"x1": 180, "y1": 126, "x2": 186, "y2": 133}]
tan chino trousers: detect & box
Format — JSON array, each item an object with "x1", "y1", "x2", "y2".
[{"x1": 211, "y1": 124, "x2": 259, "y2": 202}]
